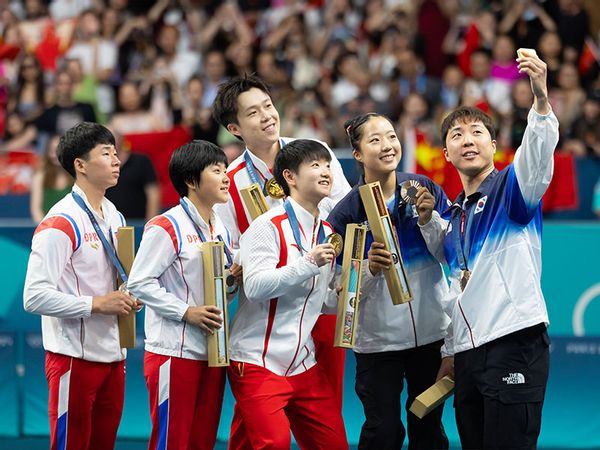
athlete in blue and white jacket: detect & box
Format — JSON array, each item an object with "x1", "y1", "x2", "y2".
[
  {"x1": 327, "y1": 113, "x2": 451, "y2": 450},
  {"x1": 438, "y1": 50, "x2": 559, "y2": 449}
]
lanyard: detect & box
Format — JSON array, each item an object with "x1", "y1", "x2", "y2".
[
  {"x1": 179, "y1": 198, "x2": 233, "y2": 267},
  {"x1": 451, "y1": 203, "x2": 470, "y2": 271},
  {"x1": 243, "y1": 141, "x2": 284, "y2": 196},
  {"x1": 283, "y1": 199, "x2": 325, "y2": 255},
  {"x1": 71, "y1": 191, "x2": 128, "y2": 282}
]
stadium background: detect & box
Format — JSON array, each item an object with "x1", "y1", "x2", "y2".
[{"x1": 1, "y1": 0, "x2": 600, "y2": 448}]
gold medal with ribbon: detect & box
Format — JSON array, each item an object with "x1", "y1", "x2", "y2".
[{"x1": 265, "y1": 178, "x2": 285, "y2": 199}]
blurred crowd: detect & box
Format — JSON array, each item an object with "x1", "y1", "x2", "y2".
[{"x1": 1, "y1": 0, "x2": 600, "y2": 218}]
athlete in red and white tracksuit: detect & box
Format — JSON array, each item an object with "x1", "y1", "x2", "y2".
[
  {"x1": 23, "y1": 184, "x2": 127, "y2": 450},
  {"x1": 227, "y1": 197, "x2": 348, "y2": 450},
  {"x1": 127, "y1": 197, "x2": 235, "y2": 450},
  {"x1": 217, "y1": 139, "x2": 350, "y2": 405}
]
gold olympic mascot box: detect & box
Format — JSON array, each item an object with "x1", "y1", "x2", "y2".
[
  {"x1": 334, "y1": 224, "x2": 367, "y2": 348},
  {"x1": 358, "y1": 181, "x2": 412, "y2": 304},
  {"x1": 202, "y1": 241, "x2": 230, "y2": 367}
]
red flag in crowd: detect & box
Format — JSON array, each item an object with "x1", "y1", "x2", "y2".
[
  {"x1": 414, "y1": 131, "x2": 578, "y2": 210},
  {"x1": 124, "y1": 127, "x2": 192, "y2": 208},
  {"x1": 579, "y1": 37, "x2": 599, "y2": 76}
]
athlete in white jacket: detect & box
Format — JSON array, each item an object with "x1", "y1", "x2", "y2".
[
  {"x1": 327, "y1": 113, "x2": 451, "y2": 450},
  {"x1": 127, "y1": 141, "x2": 239, "y2": 450},
  {"x1": 438, "y1": 50, "x2": 559, "y2": 449},
  {"x1": 227, "y1": 140, "x2": 348, "y2": 450},
  {"x1": 212, "y1": 75, "x2": 350, "y2": 446},
  {"x1": 23, "y1": 123, "x2": 136, "y2": 450}
]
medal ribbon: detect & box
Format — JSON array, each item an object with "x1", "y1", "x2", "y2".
[
  {"x1": 243, "y1": 140, "x2": 285, "y2": 195},
  {"x1": 450, "y1": 205, "x2": 470, "y2": 271},
  {"x1": 180, "y1": 198, "x2": 233, "y2": 267},
  {"x1": 71, "y1": 191, "x2": 128, "y2": 282},
  {"x1": 283, "y1": 199, "x2": 325, "y2": 255}
]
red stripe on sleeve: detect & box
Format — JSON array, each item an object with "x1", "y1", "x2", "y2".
[
  {"x1": 146, "y1": 216, "x2": 178, "y2": 254},
  {"x1": 34, "y1": 216, "x2": 77, "y2": 252},
  {"x1": 228, "y1": 162, "x2": 250, "y2": 234}
]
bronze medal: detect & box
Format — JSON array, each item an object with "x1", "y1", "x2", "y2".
[
  {"x1": 460, "y1": 269, "x2": 471, "y2": 292},
  {"x1": 400, "y1": 180, "x2": 422, "y2": 204},
  {"x1": 265, "y1": 178, "x2": 285, "y2": 199},
  {"x1": 326, "y1": 233, "x2": 343, "y2": 257}
]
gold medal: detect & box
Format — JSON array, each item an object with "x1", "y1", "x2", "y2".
[
  {"x1": 265, "y1": 178, "x2": 285, "y2": 199},
  {"x1": 400, "y1": 180, "x2": 422, "y2": 204},
  {"x1": 460, "y1": 269, "x2": 471, "y2": 292},
  {"x1": 326, "y1": 233, "x2": 343, "y2": 257}
]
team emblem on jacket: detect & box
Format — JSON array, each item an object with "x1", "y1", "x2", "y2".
[{"x1": 474, "y1": 195, "x2": 488, "y2": 215}]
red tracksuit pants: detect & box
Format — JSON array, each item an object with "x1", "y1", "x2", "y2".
[
  {"x1": 227, "y1": 361, "x2": 348, "y2": 450},
  {"x1": 46, "y1": 351, "x2": 125, "y2": 450},
  {"x1": 144, "y1": 351, "x2": 226, "y2": 450}
]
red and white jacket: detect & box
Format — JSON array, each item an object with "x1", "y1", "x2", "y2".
[
  {"x1": 230, "y1": 198, "x2": 337, "y2": 376},
  {"x1": 215, "y1": 137, "x2": 351, "y2": 249},
  {"x1": 23, "y1": 184, "x2": 127, "y2": 363},
  {"x1": 127, "y1": 197, "x2": 234, "y2": 360}
]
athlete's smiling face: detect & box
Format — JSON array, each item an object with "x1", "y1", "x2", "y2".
[
  {"x1": 192, "y1": 162, "x2": 230, "y2": 206},
  {"x1": 284, "y1": 158, "x2": 332, "y2": 205},
  {"x1": 443, "y1": 119, "x2": 496, "y2": 178},
  {"x1": 227, "y1": 87, "x2": 280, "y2": 150},
  {"x1": 353, "y1": 116, "x2": 402, "y2": 177}
]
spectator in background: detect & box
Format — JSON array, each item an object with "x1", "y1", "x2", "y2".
[
  {"x1": 395, "y1": 48, "x2": 441, "y2": 111},
  {"x1": 569, "y1": 95, "x2": 600, "y2": 157},
  {"x1": 491, "y1": 34, "x2": 523, "y2": 86},
  {"x1": 109, "y1": 81, "x2": 167, "y2": 134},
  {"x1": 29, "y1": 135, "x2": 72, "y2": 223},
  {"x1": 549, "y1": 62, "x2": 586, "y2": 136},
  {"x1": 35, "y1": 70, "x2": 96, "y2": 136},
  {"x1": 498, "y1": 0, "x2": 556, "y2": 50},
  {"x1": 280, "y1": 89, "x2": 332, "y2": 143},
  {"x1": 255, "y1": 49, "x2": 293, "y2": 106},
  {"x1": 154, "y1": 24, "x2": 200, "y2": 88},
  {"x1": 65, "y1": 58, "x2": 104, "y2": 124},
  {"x1": 548, "y1": 0, "x2": 589, "y2": 57},
  {"x1": 182, "y1": 76, "x2": 219, "y2": 143},
  {"x1": 195, "y1": 1, "x2": 253, "y2": 54},
  {"x1": 399, "y1": 92, "x2": 436, "y2": 172},
  {"x1": 509, "y1": 78, "x2": 535, "y2": 149},
  {"x1": 462, "y1": 48, "x2": 494, "y2": 112},
  {"x1": 439, "y1": 64, "x2": 464, "y2": 113},
  {"x1": 66, "y1": 9, "x2": 118, "y2": 116},
  {"x1": 7, "y1": 54, "x2": 45, "y2": 123},
  {"x1": 226, "y1": 41, "x2": 255, "y2": 77},
  {"x1": 538, "y1": 31, "x2": 563, "y2": 88},
  {"x1": 105, "y1": 131, "x2": 160, "y2": 221},
  {"x1": 443, "y1": 9, "x2": 497, "y2": 77},
  {"x1": 1, "y1": 112, "x2": 37, "y2": 153},
  {"x1": 331, "y1": 52, "x2": 362, "y2": 108},
  {"x1": 201, "y1": 49, "x2": 229, "y2": 108}
]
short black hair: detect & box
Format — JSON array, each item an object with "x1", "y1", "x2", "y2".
[
  {"x1": 343, "y1": 113, "x2": 395, "y2": 173},
  {"x1": 169, "y1": 140, "x2": 228, "y2": 198},
  {"x1": 57, "y1": 122, "x2": 115, "y2": 178},
  {"x1": 212, "y1": 73, "x2": 272, "y2": 135},
  {"x1": 440, "y1": 106, "x2": 496, "y2": 146},
  {"x1": 273, "y1": 139, "x2": 331, "y2": 196}
]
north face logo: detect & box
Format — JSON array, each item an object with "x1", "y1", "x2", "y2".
[{"x1": 502, "y1": 372, "x2": 525, "y2": 384}]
